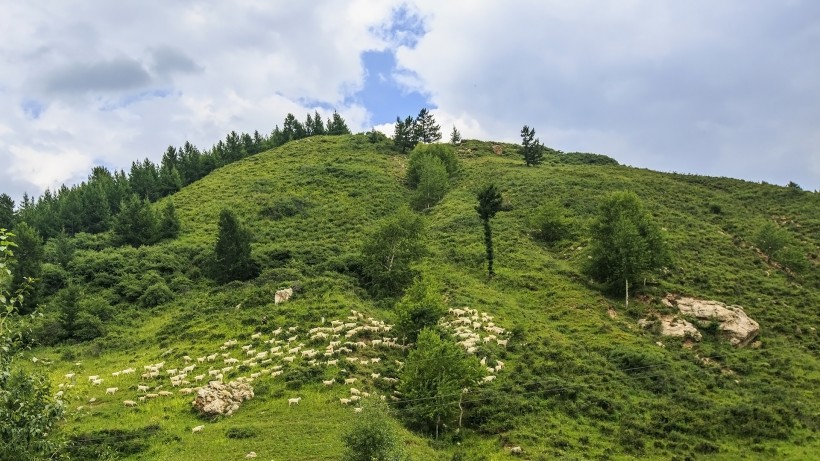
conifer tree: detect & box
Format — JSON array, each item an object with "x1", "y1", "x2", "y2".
[
  {"x1": 9, "y1": 222, "x2": 43, "y2": 314},
  {"x1": 393, "y1": 116, "x2": 417, "y2": 154},
  {"x1": 113, "y1": 195, "x2": 157, "y2": 247},
  {"x1": 415, "y1": 108, "x2": 441, "y2": 143},
  {"x1": 213, "y1": 209, "x2": 257, "y2": 284},
  {"x1": 520, "y1": 125, "x2": 544, "y2": 166},
  {"x1": 327, "y1": 111, "x2": 351, "y2": 135},
  {"x1": 157, "y1": 201, "x2": 181, "y2": 240},
  {"x1": 476, "y1": 184, "x2": 503, "y2": 278},
  {"x1": 0, "y1": 193, "x2": 15, "y2": 230},
  {"x1": 449, "y1": 125, "x2": 462, "y2": 145}
]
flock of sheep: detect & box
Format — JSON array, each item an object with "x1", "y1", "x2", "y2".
[{"x1": 52, "y1": 306, "x2": 511, "y2": 453}]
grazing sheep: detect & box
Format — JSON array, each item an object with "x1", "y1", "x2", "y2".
[
  {"x1": 370, "y1": 357, "x2": 381, "y2": 364},
  {"x1": 88, "y1": 375, "x2": 99, "y2": 382},
  {"x1": 112, "y1": 371, "x2": 121, "y2": 377},
  {"x1": 322, "y1": 380, "x2": 335, "y2": 386},
  {"x1": 145, "y1": 393, "x2": 158, "y2": 399},
  {"x1": 105, "y1": 387, "x2": 118, "y2": 395},
  {"x1": 371, "y1": 373, "x2": 380, "y2": 379},
  {"x1": 349, "y1": 395, "x2": 361, "y2": 402},
  {"x1": 92, "y1": 378, "x2": 104, "y2": 385},
  {"x1": 510, "y1": 446, "x2": 522, "y2": 455},
  {"x1": 192, "y1": 425, "x2": 205, "y2": 433},
  {"x1": 283, "y1": 356, "x2": 295, "y2": 363},
  {"x1": 179, "y1": 388, "x2": 194, "y2": 395},
  {"x1": 496, "y1": 339, "x2": 508, "y2": 348},
  {"x1": 137, "y1": 385, "x2": 149, "y2": 394},
  {"x1": 350, "y1": 388, "x2": 360, "y2": 395},
  {"x1": 64, "y1": 373, "x2": 75, "y2": 379},
  {"x1": 339, "y1": 398, "x2": 351, "y2": 405},
  {"x1": 55, "y1": 390, "x2": 64, "y2": 398},
  {"x1": 123, "y1": 400, "x2": 137, "y2": 407},
  {"x1": 344, "y1": 378, "x2": 357, "y2": 384},
  {"x1": 194, "y1": 374, "x2": 205, "y2": 382},
  {"x1": 197, "y1": 356, "x2": 206, "y2": 363},
  {"x1": 271, "y1": 370, "x2": 283, "y2": 377},
  {"x1": 245, "y1": 452, "x2": 257, "y2": 459},
  {"x1": 158, "y1": 391, "x2": 173, "y2": 397},
  {"x1": 482, "y1": 375, "x2": 496, "y2": 383},
  {"x1": 288, "y1": 397, "x2": 302, "y2": 406}
]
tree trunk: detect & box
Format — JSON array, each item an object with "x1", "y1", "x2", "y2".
[
  {"x1": 625, "y1": 279, "x2": 629, "y2": 308},
  {"x1": 483, "y1": 219, "x2": 494, "y2": 278}
]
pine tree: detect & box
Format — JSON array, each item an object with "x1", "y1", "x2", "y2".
[
  {"x1": 157, "y1": 201, "x2": 181, "y2": 240},
  {"x1": 450, "y1": 125, "x2": 462, "y2": 145},
  {"x1": 520, "y1": 125, "x2": 544, "y2": 167},
  {"x1": 476, "y1": 184, "x2": 503, "y2": 278},
  {"x1": 327, "y1": 111, "x2": 351, "y2": 135},
  {"x1": 213, "y1": 209, "x2": 257, "y2": 284},
  {"x1": 415, "y1": 108, "x2": 442, "y2": 143},
  {"x1": 9, "y1": 222, "x2": 44, "y2": 314},
  {"x1": 0, "y1": 193, "x2": 15, "y2": 230},
  {"x1": 393, "y1": 116, "x2": 418, "y2": 154},
  {"x1": 311, "y1": 110, "x2": 326, "y2": 135},
  {"x1": 113, "y1": 195, "x2": 157, "y2": 247}
]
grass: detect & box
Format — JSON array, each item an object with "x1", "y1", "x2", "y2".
[{"x1": 20, "y1": 134, "x2": 820, "y2": 459}]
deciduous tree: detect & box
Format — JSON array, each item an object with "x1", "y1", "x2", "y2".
[{"x1": 360, "y1": 207, "x2": 425, "y2": 296}]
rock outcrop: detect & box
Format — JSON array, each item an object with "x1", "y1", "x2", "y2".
[
  {"x1": 638, "y1": 315, "x2": 702, "y2": 341},
  {"x1": 663, "y1": 295, "x2": 760, "y2": 347},
  {"x1": 193, "y1": 380, "x2": 254, "y2": 417}
]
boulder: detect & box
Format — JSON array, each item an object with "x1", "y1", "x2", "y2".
[
  {"x1": 193, "y1": 380, "x2": 254, "y2": 417},
  {"x1": 274, "y1": 287, "x2": 293, "y2": 305},
  {"x1": 664, "y1": 295, "x2": 760, "y2": 347},
  {"x1": 638, "y1": 315, "x2": 702, "y2": 341}
]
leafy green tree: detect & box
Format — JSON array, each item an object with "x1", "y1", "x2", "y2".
[
  {"x1": 414, "y1": 108, "x2": 442, "y2": 143},
  {"x1": 586, "y1": 191, "x2": 669, "y2": 305},
  {"x1": 754, "y1": 221, "x2": 807, "y2": 273},
  {"x1": 10, "y1": 222, "x2": 43, "y2": 314},
  {"x1": 476, "y1": 184, "x2": 503, "y2": 278},
  {"x1": 394, "y1": 277, "x2": 446, "y2": 344},
  {"x1": 326, "y1": 111, "x2": 351, "y2": 135},
  {"x1": 406, "y1": 144, "x2": 459, "y2": 188},
  {"x1": 360, "y1": 207, "x2": 425, "y2": 296},
  {"x1": 393, "y1": 116, "x2": 417, "y2": 154},
  {"x1": 0, "y1": 193, "x2": 15, "y2": 230},
  {"x1": 51, "y1": 230, "x2": 74, "y2": 269},
  {"x1": 398, "y1": 328, "x2": 482, "y2": 438},
  {"x1": 113, "y1": 195, "x2": 157, "y2": 247},
  {"x1": 157, "y1": 201, "x2": 181, "y2": 240},
  {"x1": 213, "y1": 209, "x2": 258, "y2": 284},
  {"x1": 520, "y1": 125, "x2": 544, "y2": 167},
  {"x1": 1, "y1": 229, "x2": 65, "y2": 460},
  {"x1": 411, "y1": 155, "x2": 449, "y2": 211},
  {"x1": 341, "y1": 400, "x2": 406, "y2": 461},
  {"x1": 450, "y1": 125, "x2": 462, "y2": 145}
]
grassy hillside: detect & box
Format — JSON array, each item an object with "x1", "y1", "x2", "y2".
[{"x1": 26, "y1": 134, "x2": 819, "y2": 460}]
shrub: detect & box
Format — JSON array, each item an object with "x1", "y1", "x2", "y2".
[
  {"x1": 407, "y1": 144, "x2": 459, "y2": 188},
  {"x1": 529, "y1": 202, "x2": 571, "y2": 243},
  {"x1": 411, "y1": 155, "x2": 449, "y2": 211}
]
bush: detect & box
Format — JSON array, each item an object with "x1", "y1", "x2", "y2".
[
  {"x1": 411, "y1": 155, "x2": 449, "y2": 211},
  {"x1": 394, "y1": 277, "x2": 446, "y2": 343},
  {"x1": 360, "y1": 207, "x2": 425, "y2": 297},
  {"x1": 138, "y1": 272, "x2": 173, "y2": 308},
  {"x1": 72, "y1": 312, "x2": 105, "y2": 341},
  {"x1": 341, "y1": 401, "x2": 406, "y2": 461},
  {"x1": 529, "y1": 202, "x2": 571, "y2": 243},
  {"x1": 260, "y1": 196, "x2": 311, "y2": 220}
]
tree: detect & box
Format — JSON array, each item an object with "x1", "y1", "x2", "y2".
[
  {"x1": 520, "y1": 125, "x2": 544, "y2": 167},
  {"x1": 394, "y1": 277, "x2": 446, "y2": 344},
  {"x1": 1, "y1": 229, "x2": 66, "y2": 460},
  {"x1": 341, "y1": 401, "x2": 406, "y2": 461},
  {"x1": 10, "y1": 222, "x2": 43, "y2": 314},
  {"x1": 0, "y1": 193, "x2": 15, "y2": 230},
  {"x1": 476, "y1": 184, "x2": 503, "y2": 278},
  {"x1": 156, "y1": 201, "x2": 181, "y2": 241},
  {"x1": 113, "y1": 195, "x2": 157, "y2": 247},
  {"x1": 585, "y1": 191, "x2": 669, "y2": 306},
  {"x1": 213, "y1": 209, "x2": 257, "y2": 284},
  {"x1": 360, "y1": 207, "x2": 425, "y2": 296},
  {"x1": 529, "y1": 202, "x2": 570, "y2": 244},
  {"x1": 411, "y1": 155, "x2": 449, "y2": 211},
  {"x1": 415, "y1": 108, "x2": 442, "y2": 143},
  {"x1": 449, "y1": 125, "x2": 462, "y2": 145},
  {"x1": 392, "y1": 116, "x2": 417, "y2": 154},
  {"x1": 326, "y1": 111, "x2": 351, "y2": 135},
  {"x1": 406, "y1": 144, "x2": 459, "y2": 188},
  {"x1": 311, "y1": 110, "x2": 326, "y2": 135},
  {"x1": 398, "y1": 328, "x2": 482, "y2": 438}
]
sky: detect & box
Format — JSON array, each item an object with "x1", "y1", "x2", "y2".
[{"x1": 1, "y1": 0, "x2": 819, "y2": 203}]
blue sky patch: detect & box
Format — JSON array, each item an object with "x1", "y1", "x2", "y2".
[
  {"x1": 21, "y1": 99, "x2": 45, "y2": 119},
  {"x1": 98, "y1": 88, "x2": 175, "y2": 111},
  {"x1": 356, "y1": 50, "x2": 431, "y2": 127}
]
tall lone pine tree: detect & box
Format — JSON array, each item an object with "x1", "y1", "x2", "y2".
[
  {"x1": 213, "y1": 209, "x2": 257, "y2": 284},
  {"x1": 520, "y1": 125, "x2": 544, "y2": 167},
  {"x1": 476, "y1": 184, "x2": 503, "y2": 278}
]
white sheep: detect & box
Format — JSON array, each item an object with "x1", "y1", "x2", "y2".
[
  {"x1": 245, "y1": 452, "x2": 257, "y2": 459},
  {"x1": 344, "y1": 378, "x2": 357, "y2": 384},
  {"x1": 288, "y1": 397, "x2": 302, "y2": 406},
  {"x1": 322, "y1": 380, "x2": 335, "y2": 386},
  {"x1": 339, "y1": 398, "x2": 351, "y2": 405},
  {"x1": 354, "y1": 407, "x2": 363, "y2": 413},
  {"x1": 64, "y1": 373, "x2": 75, "y2": 379},
  {"x1": 105, "y1": 387, "x2": 118, "y2": 395},
  {"x1": 350, "y1": 388, "x2": 360, "y2": 395},
  {"x1": 510, "y1": 446, "x2": 522, "y2": 455},
  {"x1": 123, "y1": 400, "x2": 137, "y2": 407},
  {"x1": 192, "y1": 425, "x2": 204, "y2": 433}
]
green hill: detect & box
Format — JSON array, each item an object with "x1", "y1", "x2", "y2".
[{"x1": 16, "y1": 134, "x2": 820, "y2": 460}]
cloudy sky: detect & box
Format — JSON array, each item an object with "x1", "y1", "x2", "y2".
[{"x1": 1, "y1": 0, "x2": 819, "y2": 203}]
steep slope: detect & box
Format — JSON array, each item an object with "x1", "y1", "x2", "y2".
[{"x1": 29, "y1": 135, "x2": 818, "y2": 460}]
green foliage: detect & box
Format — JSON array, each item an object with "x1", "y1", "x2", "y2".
[
  {"x1": 138, "y1": 271, "x2": 174, "y2": 308},
  {"x1": 450, "y1": 125, "x2": 462, "y2": 145},
  {"x1": 213, "y1": 209, "x2": 258, "y2": 284},
  {"x1": 9, "y1": 222, "x2": 43, "y2": 313},
  {"x1": 411, "y1": 155, "x2": 449, "y2": 211},
  {"x1": 157, "y1": 201, "x2": 181, "y2": 240},
  {"x1": 407, "y1": 144, "x2": 459, "y2": 188},
  {"x1": 0, "y1": 193, "x2": 15, "y2": 230},
  {"x1": 360, "y1": 208, "x2": 425, "y2": 296},
  {"x1": 753, "y1": 222, "x2": 808, "y2": 274},
  {"x1": 341, "y1": 401, "x2": 407, "y2": 461},
  {"x1": 398, "y1": 328, "x2": 482, "y2": 437},
  {"x1": 0, "y1": 229, "x2": 65, "y2": 460},
  {"x1": 394, "y1": 277, "x2": 447, "y2": 343},
  {"x1": 414, "y1": 108, "x2": 442, "y2": 144},
  {"x1": 393, "y1": 116, "x2": 418, "y2": 154},
  {"x1": 585, "y1": 191, "x2": 669, "y2": 296},
  {"x1": 520, "y1": 125, "x2": 544, "y2": 167},
  {"x1": 114, "y1": 194, "x2": 157, "y2": 247},
  {"x1": 326, "y1": 111, "x2": 352, "y2": 135},
  {"x1": 529, "y1": 202, "x2": 571, "y2": 243},
  {"x1": 476, "y1": 184, "x2": 503, "y2": 277}
]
